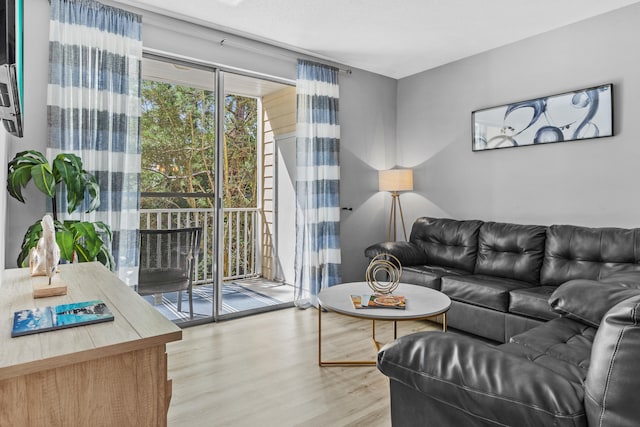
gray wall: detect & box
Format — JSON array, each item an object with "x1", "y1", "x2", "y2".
[
  {"x1": 4, "y1": 0, "x2": 50, "y2": 269},
  {"x1": 1, "y1": 132, "x2": 7, "y2": 271},
  {"x1": 340, "y1": 68, "x2": 397, "y2": 281},
  {"x1": 396, "y1": 3, "x2": 640, "y2": 229},
  {"x1": 4, "y1": 1, "x2": 396, "y2": 282}
]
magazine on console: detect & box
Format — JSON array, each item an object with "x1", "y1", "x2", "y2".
[{"x1": 11, "y1": 300, "x2": 114, "y2": 337}]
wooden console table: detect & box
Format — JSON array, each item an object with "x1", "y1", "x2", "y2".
[{"x1": 0, "y1": 262, "x2": 182, "y2": 426}]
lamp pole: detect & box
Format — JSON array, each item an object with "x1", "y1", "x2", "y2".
[{"x1": 387, "y1": 191, "x2": 408, "y2": 241}]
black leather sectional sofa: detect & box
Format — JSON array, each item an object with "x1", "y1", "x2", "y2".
[
  {"x1": 365, "y1": 217, "x2": 640, "y2": 426},
  {"x1": 365, "y1": 217, "x2": 640, "y2": 343}
]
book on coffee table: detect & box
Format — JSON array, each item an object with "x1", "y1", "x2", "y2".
[{"x1": 350, "y1": 294, "x2": 406, "y2": 309}]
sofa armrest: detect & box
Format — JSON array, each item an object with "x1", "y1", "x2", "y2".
[
  {"x1": 549, "y1": 280, "x2": 640, "y2": 327},
  {"x1": 377, "y1": 332, "x2": 586, "y2": 426},
  {"x1": 364, "y1": 241, "x2": 426, "y2": 266}
]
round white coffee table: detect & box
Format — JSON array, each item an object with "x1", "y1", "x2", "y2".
[{"x1": 317, "y1": 282, "x2": 451, "y2": 367}]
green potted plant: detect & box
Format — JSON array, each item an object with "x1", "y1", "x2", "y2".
[{"x1": 7, "y1": 150, "x2": 114, "y2": 269}]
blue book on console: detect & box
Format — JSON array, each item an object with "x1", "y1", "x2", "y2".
[{"x1": 11, "y1": 300, "x2": 114, "y2": 337}]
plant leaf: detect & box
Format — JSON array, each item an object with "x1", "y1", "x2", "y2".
[
  {"x1": 71, "y1": 221, "x2": 98, "y2": 241},
  {"x1": 84, "y1": 173, "x2": 101, "y2": 213},
  {"x1": 17, "y1": 220, "x2": 43, "y2": 267},
  {"x1": 7, "y1": 166, "x2": 32, "y2": 203},
  {"x1": 96, "y1": 245, "x2": 116, "y2": 271},
  {"x1": 7, "y1": 151, "x2": 50, "y2": 203},
  {"x1": 53, "y1": 155, "x2": 83, "y2": 213},
  {"x1": 52, "y1": 153, "x2": 101, "y2": 214},
  {"x1": 30, "y1": 163, "x2": 55, "y2": 198},
  {"x1": 62, "y1": 153, "x2": 84, "y2": 173},
  {"x1": 74, "y1": 244, "x2": 91, "y2": 263},
  {"x1": 9, "y1": 150, "x2": 48, "y2": 169},
  {"x1": 56, "y1": 230, "x2": 75, "y2": 261},
  {"x1": 93, "y1": 221, "x2": 113, "y2": 243},
  {"x1": 70, "y1": 222, "x2": 103, "y2": 259}
]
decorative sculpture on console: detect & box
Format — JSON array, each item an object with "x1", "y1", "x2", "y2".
[
  {"x1": 366, "y1": 253, "x2": 402, "y2": 294},
  {"x1": 29, "y1": 214, "x2": 60, "y2": 283}
]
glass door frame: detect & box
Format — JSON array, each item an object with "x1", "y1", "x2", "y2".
[{"x1": 214, "y1": 69, "x2": 225, "y2": 321}]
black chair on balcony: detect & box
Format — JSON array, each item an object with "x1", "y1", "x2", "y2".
[{"x1": 137, "y1": 227, "x2": 202, "y2": 319}]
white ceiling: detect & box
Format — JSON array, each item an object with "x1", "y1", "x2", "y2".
[{"x1": 121, "y1": 0, "x2": 640, "y2": 79}]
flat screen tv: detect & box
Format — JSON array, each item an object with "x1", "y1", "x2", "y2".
[{"x1": 0, "y1": 0, "x2": 22, "y2": 137}]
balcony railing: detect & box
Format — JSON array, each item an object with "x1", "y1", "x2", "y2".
[{"x1": 140, "y1": 196, "x2": 259, "y2": 284}]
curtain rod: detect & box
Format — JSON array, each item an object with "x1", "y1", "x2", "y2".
[{"x1": 103, "y1": 0, "x2": 353, "y2": 75}]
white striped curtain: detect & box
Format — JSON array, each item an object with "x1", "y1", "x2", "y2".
[
  {"x1": 47, "y1": 0, "x2": 142, "y2": 285},
  {"x1": 294, "y1": 59, "x2": 341, "y2": 308}
]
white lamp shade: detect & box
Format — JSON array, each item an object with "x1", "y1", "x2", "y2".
[{"x1": 379, "y1": 169, "x2": 414, "y2": 192}]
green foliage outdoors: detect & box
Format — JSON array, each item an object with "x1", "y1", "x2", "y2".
[
  {"x1": 141, "y1": 81, "x2": 258, "y2": 209},
  {"x1": 141, "y1": 80, "x2": 259, "y2": 278}
]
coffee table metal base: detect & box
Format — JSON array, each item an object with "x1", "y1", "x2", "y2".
[{"x1": 318, "y1": 305, "x2": 447, "y2": 367}]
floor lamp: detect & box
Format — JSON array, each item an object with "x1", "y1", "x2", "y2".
[{"x1": 379, "y1": 169, "x2": 413, "y2": 241}]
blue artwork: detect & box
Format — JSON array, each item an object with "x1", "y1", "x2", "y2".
[
  {"x1": 472, "y1": 84, "x2": 613, "y2": 151},
  {"x1": 11, "y1": 300, "x2": 114, "y2": 337}
]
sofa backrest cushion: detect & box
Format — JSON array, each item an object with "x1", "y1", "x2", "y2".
[
  {"x1": 540, "y1": 225, "x2": 640, "y2": 286},
  {"x1": 585, "y1": 295, "x2": 640, "y2": 427},
  {"x1": 410, "y1": 217, "x2": 483, "y2": 272},
  {"x1": 549, "y1": 279, "x2": 640, "y2": 328},
  {"x1": 599, "y1": 271, "x2": 640, "y2": 288},
  {"x1": 474, "y1": 222, "x2": 547, "y2": 283}
]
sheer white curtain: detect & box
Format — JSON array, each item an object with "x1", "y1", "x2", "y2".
[
  {"x1": 294, "y1": 59, "x2": 342, "y2": 308},
  {"x1": 47, "y1": 0, "x2": 142, "y2": 284}
]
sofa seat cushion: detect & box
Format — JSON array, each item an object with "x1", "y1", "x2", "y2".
[
  {"x1": 499, "y1": 317, "x2": 595, "y2": 383},
  {"x1": 509, "y1": 286, "x2": 559, "y2": 321},
  {"x1": 441, "y1": 275, "x2": 531, "y2": 312},
  {"x1": 402, "y1": 265, "x2": 469, "y2": 290}
]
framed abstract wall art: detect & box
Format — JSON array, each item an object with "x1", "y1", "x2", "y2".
[{"x1": 472, "y1": 84, "x2": 613, "y2": 151}]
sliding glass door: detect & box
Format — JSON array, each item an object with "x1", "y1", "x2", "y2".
[{"x1": 139, "y1": 55, "x2": 295, "y2": 325}]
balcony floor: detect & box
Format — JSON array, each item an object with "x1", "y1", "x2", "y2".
[{"x1": 141, "y1": 277, "x2": 294, "y2": 323}]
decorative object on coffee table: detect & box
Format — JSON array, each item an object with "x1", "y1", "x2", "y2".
[
  {"x1": 379, "y1": 168, "x2": 413, "y2": 240},
  {"x1": 366, "y1": 253, "x2": 402, "y2": 294}
]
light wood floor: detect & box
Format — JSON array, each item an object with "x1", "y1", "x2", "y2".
[{"x1": 167, "y1": 307, "x2": 440, "y2": 427}]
